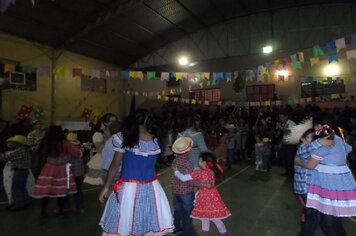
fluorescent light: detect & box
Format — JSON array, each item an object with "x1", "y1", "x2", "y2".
[
  {"x1": 178, "y1": 57, "x2": 189, "y2": 66},
  {"x1": 263, "y1": 46, "x2": 273, "y2": 54}
]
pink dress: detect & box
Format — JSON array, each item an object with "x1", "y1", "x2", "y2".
[{"x1": 190, "y1": 168, "x2": 231, "y2": 219}]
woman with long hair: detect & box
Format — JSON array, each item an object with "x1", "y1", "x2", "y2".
[
  {"x1": 32, "y1": 125, "x2": 82, "y2": 216},
  {"x1": 99, "y1": 109, "x2": 173, "y2": 236}
]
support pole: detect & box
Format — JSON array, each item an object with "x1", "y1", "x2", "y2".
[{"x1": 50, "y1": 50, "x2": 56, "y2": 125}]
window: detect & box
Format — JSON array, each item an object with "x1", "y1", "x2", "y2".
[
  {"x1": 246, "y1": 84, "x2": 275, "y2": 101},
  {"x1": 189, "y1": 88, "x2": 220, "y2": 101},
  {"x1": 81, "y1": 75, "x2": 107, "y2": 93}
]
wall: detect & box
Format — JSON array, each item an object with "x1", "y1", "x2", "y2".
[
  {"x1": 0, "y1": 33, "x2": 124, "y2": 125},
  {"x1": 127, "y1": 48, "x2": 356, "y2": 106}
]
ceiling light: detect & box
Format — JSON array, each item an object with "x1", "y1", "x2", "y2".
[
  {"x1": 263, "y1": 46, "x2": 273, "y2": 54},
  {"x1": 323, "y1": 63, "x2": 340, "y2": 76},
  {"x1": 178, "y1": 56, "x2": 189, "y2": 66}
]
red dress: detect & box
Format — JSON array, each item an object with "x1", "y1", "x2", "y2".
[
  {"x1": 190, "y1": 168, "x2": 231, "y2": 219},
  {"x1": 32, "y1": 140, "x2": 82, "y2": 198}
]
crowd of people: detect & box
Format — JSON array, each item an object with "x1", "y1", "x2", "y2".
[{"x1": 0, "y1": 102, "x2": 355, "y2": 236}]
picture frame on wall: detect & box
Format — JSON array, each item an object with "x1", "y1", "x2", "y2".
[{"x1": 9, "y1": 71, "x2": 26, "y2": 85}]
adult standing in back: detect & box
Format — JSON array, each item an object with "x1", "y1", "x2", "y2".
[
  {"x1": 178, "y1": 115, "x2": 208, "y2": 169},
  {"x1": 278, "y1": 112, "x2": 297, "y2": 178}
]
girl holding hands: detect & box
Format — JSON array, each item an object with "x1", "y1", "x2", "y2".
[{"x1": 173, "y1": 151, "x2": 231, "y2": 236}]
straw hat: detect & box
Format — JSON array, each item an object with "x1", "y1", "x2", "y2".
[
  {"x1": 225, "y1": 124, "x2": 235, "y2": 130},
  {"x1": 262, "y1": 137, "x2": 272, "y2": 142},
  {"x1": 172, "y1": 137, "x2": 194, "y2": 154},
  {"x1": 6, "y1": 135, "x2": 29, "y2": 146},
  {"x1": 66, "y1": 132, "x2": 80, "y2": 145},
  {"x1": 284, "y1": 118, "x2": 313, "y2": 144}
]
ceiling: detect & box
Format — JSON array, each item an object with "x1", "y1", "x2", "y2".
[{"x1": 0, "y1": 0, "x2": 355, "y2": 68}]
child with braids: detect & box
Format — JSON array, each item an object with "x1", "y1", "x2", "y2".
[{"x1": 173, "y1": 151, "x2": 231, "y2": 236}]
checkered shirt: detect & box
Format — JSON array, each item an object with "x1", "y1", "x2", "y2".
[{"x1": 170, "y1": 155, "x2": 196, "y2": 194}]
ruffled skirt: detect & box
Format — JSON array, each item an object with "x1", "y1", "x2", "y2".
[
  {"x1": 307, "y1": 165, "x2": 356, "y2": 217},
  {"x1": 100, "y1": 180, "x2": 173, "y2": 236}
]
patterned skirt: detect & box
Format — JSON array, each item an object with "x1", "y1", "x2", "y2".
[
  {"x1": 100, "y1": 180, "x2": 173, "y2": 236},
  {"x1": 32, "y1": 163, "x2": 76, "y2": 198},
  {"x1": 306, "y1": 164, "x2": 356, "y2": 217}
]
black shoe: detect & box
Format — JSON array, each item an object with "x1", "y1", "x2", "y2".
[
  {"x1": 8, "y1": 205, "x2": 26, "y2": 211},
  {"x1": 171, "y1": 229, "x2": 182, "y2": 235}
]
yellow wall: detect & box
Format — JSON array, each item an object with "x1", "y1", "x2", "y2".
[
  {"x1": 124, "y1": 58, "x2": 356, "y2": 107},
  {"x1": 0, "y1": 33, "x2": 125, "y2": 125}
]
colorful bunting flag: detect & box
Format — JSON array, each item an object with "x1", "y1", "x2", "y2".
[
  {"x1": 328, "y1": 53, "x2": 338, "y2": 63},
  {"x1": 351, "y1": 34, "x2": 356, "y2": 44},
  {"x1": 290, "y1": 54, "x2": 298, "y2": 63},
  {"x1": 346, "y1": 50, "x2": 356, "y2": 59},
  {"x1": 298, "y1": 52, "x2": 305, "y2": 63},
  {"x1": 72, "y1": 68, "x2": 82, "y2": 77},
  {"x1": 21, "y1": 65, "x2": 35, "y2": 74},
  {"x1": 147, "y1": 71, "x2": 156, "y2": 80},
  {"x1": 38, "y1": 66, "x2": 51, "y2": 77},
  {"x1": 161, "y1": 72, "x2": 169, "y2": 81},
  {"x1": 120, "y1": 70, "x2": 129, "y2": 79},
  {"x1": 310, "y1": 57, "x2": 320, "y2": 66},
  {"x1": 312, "y1": 45, "x2": 324, "y2": 57},
  {"x1": 292, "y1": 61, "x2": 302, "y2": 70},
  {"x1": 110, "y1": 70, "x2": 119, "y2": 78},
  {"x1": 335, "y1": 37, "x2": 346, "y2": 52},
  {"x1": 55, "y1": 67, "x2": 65, "y2": 77},
  {"x1": 4, "y1": 64, "x2": 15, "y2": 73},
  {"x1": 326, "y1": 41, "x2": 336, "y2": 50},
  {"x1": 91, "y1": 69, "x2": 100, "y2": 78}
]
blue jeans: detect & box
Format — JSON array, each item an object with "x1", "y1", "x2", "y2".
[
  {"x1": 226, "y1": 149, "x2": 234, "y2": 168},
  {"x1": 173, "y1": 192, "x2": 195, "y2": 236}
]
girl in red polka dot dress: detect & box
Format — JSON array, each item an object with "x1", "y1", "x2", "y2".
[{"x1": 174, "y1": 152, "x2": 231, "y2": 235}]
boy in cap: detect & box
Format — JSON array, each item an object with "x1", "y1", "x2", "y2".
[
  {"x1": 170, "y1": 137, "x2": 197, "y2": 236},
  {"x1": 0, "y1": 135, "x2": 32, "y2": 210}
]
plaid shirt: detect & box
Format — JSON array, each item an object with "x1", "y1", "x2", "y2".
[
  {"x1": 1, "y1": 146, "x2": 32, "y2": 169},
  {"x1": 294, "y1": 140, "x2": 322, "y2": 194},
  {"x1": 170, "y1": 155, "x2": 196, "y2": 194}
]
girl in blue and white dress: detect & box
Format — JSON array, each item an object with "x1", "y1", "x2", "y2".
[
  {"x1": 99, "y1": 109, "x2": 173, "y2": 236},
  {"x1": 295, "y1": 112, "x2": 356, "y2": 236}
]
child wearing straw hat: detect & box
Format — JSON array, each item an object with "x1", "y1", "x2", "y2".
[
  {"x1": 170, "y1": 136, "x2": 197, "y2": 236},
  {"x1": 0, "y1": 135, "x2": 33, "y2": 210}
]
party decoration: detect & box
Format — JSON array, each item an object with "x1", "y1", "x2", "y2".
[
  {"x1": 0, "y1": 0, "x2": 14, "y2": 13},
  {"x1": 33, "y1": 106, "x2": 45, "y2": 120},
  {"x1": 328, "y1": 53, "x2": 338, "y2": 63},
  {"x1": 16, "y1": 105, "x2": 33, "y2": 117},
  {"x1": 72, "y1": 68, "x2": 82, "y2": 77},
  {"x1": 160, "y1": 72, "x2": 169, "y2": 81},
  {"x1": 346, "y1": 49, "x2": 356, "y2": 59},
  {"x1": 90, "y1": 108, "x2": 102, "y2": 123},
  {"x1": 298, "y1": 52, "x2": 305, "y2": 63},
  {"x1": 4, "y1": 64, "x2": 15, "y2": 73},
  {"x1": 326, "y1": 41, "x2": 336, "y2": 50},
  {"x1": 147, "y1": 71, "x2": 156, "y2": 80},
  {"x1": 310, "y1": 57, "x2": 320, "y2": 66},
  {"x1": 38, "y1": 66, "x2": 51, "y2": 77},
  {"x1": 312, "y1": 45, "x2": 324, "y2": 57},
  {"x1": 81, "y1": 108, "x2": 92, "y2": 121},
  {"x1": 335, "y1": 37, "x2": 346, "y2": 52},
  {"x1": 120, "y1": 70, "x2": 129, "y2": 79},
  {"x1": 55, "y1": 67, "x2": 65, "y2": 77}
]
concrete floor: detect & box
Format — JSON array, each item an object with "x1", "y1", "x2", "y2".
[{"x1": 1, "y1": 162, "x2": 356, "y2": 236}]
